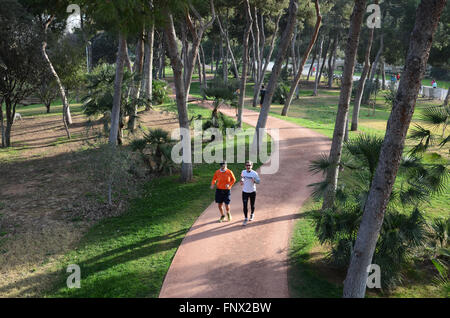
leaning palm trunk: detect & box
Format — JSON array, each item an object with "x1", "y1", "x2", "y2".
[
  {"x1": 321, "y1": 0, "x2": 367, "y2": 210},
  {"x1": 343, "y1": 0, "x2": 446, "y2": 298},
  {"x1": 351, "y1": 21, "x2": 376, "y2": 131},
  {"x1": 282, "y1": 0, "x2": 321, "y2": 116},
  {"x1": 42, "y1": 16, "x2": 71, "y2": 137},
  {"x1": 237, "y1": 0, "x2": 253, "y2": 128},
  {"x1": 254, "y1": 0, "x2": 298, "y2": 149}
]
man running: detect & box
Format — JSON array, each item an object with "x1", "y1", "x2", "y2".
[
  {"x1": 211, "y1": 162, "x2": 236, "y2": 223},
  {"x1": 240, "y1": 161, "x2": 260, "y2": 226}
]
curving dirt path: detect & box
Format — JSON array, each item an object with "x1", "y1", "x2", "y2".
[{"x1": 159, "y1": 103, "x2": 331, "y2": 298}]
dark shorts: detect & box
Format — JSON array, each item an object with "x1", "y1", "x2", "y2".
[{"x1": 215, "y1": 189, "x2": 231, "y2": 205}]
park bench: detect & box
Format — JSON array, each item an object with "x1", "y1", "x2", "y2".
[{"x1": 19, "y1": 97, "x2": 41, "y2": 106}]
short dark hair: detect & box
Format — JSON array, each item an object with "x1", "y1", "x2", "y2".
[{"x1": 220, "y1": 161, "x2": 227, "y2": 166}]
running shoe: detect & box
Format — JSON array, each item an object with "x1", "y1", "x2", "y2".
[
  {"x1": 250, "y1": 213, "x2": 254, "y2": 221},
  {"x1": 243, "y1": 218, "x2": 248, "y2": 226},
  {"x1": 219, "y1": 215, "x2": 225, "y2": 223},
  {"x1": 227, "y1": 212, "x2": 232, "y2": 222}
]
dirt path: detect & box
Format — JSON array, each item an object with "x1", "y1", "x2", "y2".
[{"x1": 159, "y1": 103, "x2": 331, "y2": 298}]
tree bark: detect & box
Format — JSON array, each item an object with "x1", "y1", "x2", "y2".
[
  {"x1": 0, "y1": 98, "x2": 4, "y2": 148},
  {"x1": 282, "y1": 0, "x2": 321, "y2": 116},
  {"x1": 351, "y1": 17, "x2": 376, "y2": 131},
  {"x1": 343, "y1": 0, "x2": 446, "y2": 298},
  {"x1": 322, "y1": 0, "x2": 367, "y2": 210},
  {"x1": 254, "y1": 0, "x2": 299, "y2": 147},
  {"x1": 109, "y1": 34, "x2": 127, "y2": 146},
  {"x1": 313, "y1": 36, "x2": 324, "y2": 96},
  {"x1": 237, "y1": 0, "x2": 253, "y2": 128},
  {"x1": 318, "y1": 36, "x2": 330, "y2": 85},
  {"x1": 41, "y1": 16, "x2": 72, "y2": 137},
  {"x1": 128, "y1": 31, "x2": 145, "y2": 131},
  {"x1": 327, "y1": 34, "x2": 338, "y2": 88},
  {"x1": 362, "y1": 33, "x2": 384, "y2": 104},
  {"x1": 143, "y1": 24, "x2": 155, "y2": 110},
  {"x1": 307, "y1": 42, "x2": 318, "y2": 81}
]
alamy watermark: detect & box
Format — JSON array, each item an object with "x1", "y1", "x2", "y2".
[
  {"x1": 366, "y1": 264, "x2": 381, "y2": 289},
  {"x1": 367, "y1": 4, "x2": 381, "y2": 29},
  {"x1": 66, "y1": 264, "x2": 81, "y2": 289}
]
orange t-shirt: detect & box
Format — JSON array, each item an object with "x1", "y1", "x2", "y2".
[{"x1": 211, "y1": 169, "x2": 236, "y2": 190}]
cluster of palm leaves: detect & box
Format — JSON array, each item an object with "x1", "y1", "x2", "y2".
[
  {"x1": 309, "y1": 134, "x2": 449, "y2": 289},
  {"x1": 130, "y1": 128, "x2": 176, "y2": 175},
  {"x1": 81, "y1": 63, "x2": 150, "y2": 129},
  {"x1": 202, "y1": 79, "x2": 238, "y2": 138}
]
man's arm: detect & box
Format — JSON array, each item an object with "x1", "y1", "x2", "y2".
[
  {"x1": 253, "y1": 171, "x2": 260, "y2": 184},
  {"x1": 229, "y1": 170, "x2": 236, "y2": 187},
  {"x1": 211, "y1": 171, "x2": 218, "y2": 189}
]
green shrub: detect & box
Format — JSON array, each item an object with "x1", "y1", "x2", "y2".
[
  {"x1": 152, "y1": 80, "x2": 172, "y2": 105},
  {"x1": 273, "y1": 82, "x2": 290, "y2": 104}
]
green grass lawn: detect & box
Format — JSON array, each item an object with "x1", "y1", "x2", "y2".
[{"x1": 44, "y1": 102, "x2": 270, "y2": 297}]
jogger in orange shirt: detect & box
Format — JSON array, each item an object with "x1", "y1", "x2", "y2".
[{"x1": 210, "y1": 162, "x2": 236, "y2": 222}]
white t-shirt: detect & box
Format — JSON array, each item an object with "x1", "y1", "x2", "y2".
[{"x1": 241, "y1": 170, "x2": 260, "y2": 193}]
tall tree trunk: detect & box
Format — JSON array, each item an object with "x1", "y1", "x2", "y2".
[
  {"x1": 237, "y1": 0, "x2": 253, "y2": 128},
  {"x1": 128, "y1": 31, "x2": 145, "y2": 131},
  {"x1": 351, "y1": 16, "x2": 376, "y2": 132},
  {"x1": 200, "y1": 44, "x2": 208, "y2": 91},
  {"x1": 217, "y1": 15, "x2": 239, "y2": 78},
  {"x1": 381, "y1": 58, "x2": 386, "y2": 90},
  {"x1": 343, "y1": 0, "x2": 446, "y2": 298},
  {"x1": 165, "y1": 14, "x2": 192, "y2": 182},
  {"x1": 322, "y1": 0, "x2": 367, "y2": 210},
  {"x1": 0, "y1": 98, "x2": 4, "y2": 148},
  {"x1": 109, "y1": 34, "x2": 127, "y2": 146},
  {"x1": 143, "y1": 24, "x2": 155, "y2": 110},
  {"x1": 254, "y1": 0, "x2": 299, "y2": 148},
  {"x1": 252, "y1": 14, "x2": 281, "y2": 108},
  {"x1": 252, "y1": 7, "x2": 262, "y2": 104},
  {"x1": 282, "y1": 0, "x2": 321, "y2": 116},
  {"x1": 362, "y1": 34, "x2": 384, "y2": 104},
  {"x1": 124, "y1": 43, "x2": 132, "y2": 71},
  {"x1": 313, "y1": 36, "x2": 324, "y2": 96},
  {"x1": 318, "y1": 36, "x2": 330, "y2": 85},
  {"x1": 41, "y1": 16, "x2": 71, "y2": 138},
  {"x1": 307, "y1": 41, "x2": 318, "y2": 81},
  {"x1": 327, "y1": 34, "x2": 338, "y2": 88}
]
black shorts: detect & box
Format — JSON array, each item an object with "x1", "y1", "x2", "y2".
[{"x1": 215, "y1": 189, "x2": 231, "y2": 205}]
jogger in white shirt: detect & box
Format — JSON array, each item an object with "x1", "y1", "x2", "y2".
[{"x1": 240, "y1": 161, "x2": 260, "y2": 226}]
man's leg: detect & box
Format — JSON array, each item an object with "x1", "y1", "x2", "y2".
[
  {"x1": 249, "y1": 192, "x2": 256, "y2": 220},
  {"x1": 242, "y1": 192, "x2": 249, "y2": 219}
]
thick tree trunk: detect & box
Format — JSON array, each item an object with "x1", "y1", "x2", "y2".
[
  {"x1": 165, "y1": 14, "x2": 193, "y2": 182},
  {"x1": 109, "y1": 34, "x2": 127, "y2": 146},
  {"x1": 42, "y1": 16, "x2": 72, "y2": 137},
  {"x1": 254, "y1": 0, "x2": 299, "y2": 147},
  {"x1": 237, "y1": 0, "x2": 253, "y2": 128},
  {"x1": 351, "y1": 22, "x2": 375, "y2": 131},
  {"x1": 282, "y1": 0, "x2": 321, "y2": 116},
  {"x1": 313, "y1": 36, "x2": 324, "y2": 96},
  {"x1": 322, "y1": 0, "x2": 367, "y2": 210},
  {"x1": 343, "y1": 0, "x2": 446, "y2": 298},
  {"x1": 252, "y1": 14, "x2": 281, "y2": 108}
]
